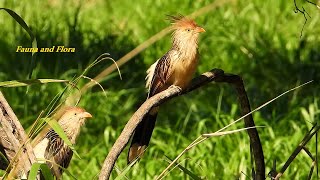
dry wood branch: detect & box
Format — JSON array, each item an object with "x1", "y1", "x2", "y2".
[
  {"x1": 0, "y1": 91, "x2": 37, "y2": 179},
  {"x1": 99, "y1": 68, "x2": 265, "y2": 180}
]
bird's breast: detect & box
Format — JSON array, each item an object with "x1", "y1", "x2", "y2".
[
  {"x1": 170, "y1": 53, "x2": 199, "y2": 89},
  {"x1": 34, "y1": 138, "x2": 50, "y2": 163}
]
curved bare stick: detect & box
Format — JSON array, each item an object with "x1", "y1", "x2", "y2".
[
  {"x1": 217, "y1": 74, "x2": 265, "y2": 180},
  {"x1": 98, "y1": 69, "x2": 265, "y2": 179}
]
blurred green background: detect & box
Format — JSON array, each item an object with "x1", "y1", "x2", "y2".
[{"x1": 0, "y1": 0, "x2": 319, "y2": 179}]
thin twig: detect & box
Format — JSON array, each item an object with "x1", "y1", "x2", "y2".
[
  {"x1": 202, "y1": 126, "x2": 265, "y2": 137},
  {"x1": 293, "y1": 0, "x2": 310, "y2": 38},
  {"x1": 301, "y1": 146, "x2": 316, "y2": 180},
  {"x1": 305, "y1": 0, "x2": 318, "y2": 7},
  {"x1": 303, "y1": 146, "x2": 315, "y2": 161},
  {"x1": 292, "y1": 0, "x2": 320, "y2": 38},
  {"x1": 274, "y1": 123, "x2": 320, "y2": 179}
]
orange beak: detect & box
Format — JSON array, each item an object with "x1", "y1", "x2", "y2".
[
  {"x1": 195, "y1": 26, "x2": 205, "y2": 33},
  {"x1": 82, "y1": 112, "x2": 92, "y2": 118}
]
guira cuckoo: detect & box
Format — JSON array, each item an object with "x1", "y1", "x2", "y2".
[
  {"x1": 33, "y1": 107, "x2": 92, "y2": 178},
  {"x1": 128, "y1": 15, "x2": 205, "y2": 163}
]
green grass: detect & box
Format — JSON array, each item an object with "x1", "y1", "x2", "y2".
[{"x1": 0, "y1": 0, "x2": 320, "y2": 179}]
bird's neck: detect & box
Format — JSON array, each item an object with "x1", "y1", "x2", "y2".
[
  {"x1": 172, "y1": 38, "x2": 199, "y2": 60},
  {"x1": 59, "y1": 121, "x2": 82, "y2": 144},
  {"x1": 66, "y1": 127, "x2": 81, "y2": 144}
]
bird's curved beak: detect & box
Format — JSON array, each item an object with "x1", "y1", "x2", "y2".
[
  {"x1": 195, "y1": 26, "x2": 205, "y2": 33},
  {"x1": 82, "y1": 112, "x2": 92, "y2": 118}
]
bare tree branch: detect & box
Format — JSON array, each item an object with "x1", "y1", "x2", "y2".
[
  {"x1": 0, "y1": 91, "x2": 37, "y2": 179},
  {"x1": 98, "y1": 69, "x2": 265, "y2": 180}
]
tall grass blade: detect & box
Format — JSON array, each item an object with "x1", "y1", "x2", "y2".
[
  {"x1": 114, "y1": 158, "x2": 138, "y2": 180},
  {"x1": 40, "y1": 164, "x2": 54, "y2": 180},
  {"x1": 0, "y1": 79, "x2": 68, "y2": 87},
  {"x1": 0, "y1": 8, "x2": 37, "y2": 79},
  {"x1": 28, "y1": 163, "x2": 41, "y2": 180}
]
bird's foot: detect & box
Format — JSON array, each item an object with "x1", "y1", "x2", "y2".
[{"x1": 169, "y1": 85, "x2": 183, "y2": 95}]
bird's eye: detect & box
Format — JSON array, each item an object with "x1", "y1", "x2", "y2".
[
  {"x1": 186, "y1": 29, "x2": 191, "y2": 32},
  {"x1": 74, "y1": 113, "x2": 77, "y2": 116}
]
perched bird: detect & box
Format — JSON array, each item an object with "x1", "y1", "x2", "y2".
[
  {"x1": 33, "y1": 107, "x2": 92, "y2": 178},
  {"x1": 128, "y1": 15, "x2": 205, "y2": 163}
]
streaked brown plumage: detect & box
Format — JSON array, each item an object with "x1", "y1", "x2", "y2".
[
  {"x1": 33, "y1": 107, "x2": 92, "y2": 178},
  {"x1": 128, "y1": 15, "x2": 205, "y2": 163}
]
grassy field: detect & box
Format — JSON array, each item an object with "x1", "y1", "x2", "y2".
[{"x1": 0, "y1": 0, "x2": 320, "y2": 179}]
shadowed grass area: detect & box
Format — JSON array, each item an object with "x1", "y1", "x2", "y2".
[{"x1": 0, "y1": 0, "x2": 319, "y2": 179}]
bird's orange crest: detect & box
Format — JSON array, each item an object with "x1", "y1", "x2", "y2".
[{"x1": 168, "y1": 15, "x2": 198, "y2": 30}]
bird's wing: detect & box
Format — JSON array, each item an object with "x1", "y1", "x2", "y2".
[
  {"x1": 51, "y1": 146, "x2": 73, "y2": 177},
  {"x1": 44, "y1": 129, "x2": 64, "y2": 157},
  {"x1": 44, "y1": 129, "x2": 73, "y2": 177},
  {"x1": 128, "y1": 50, "x2": 177, "y2": 163},
  {"x1": 148, "y1": 50, "x2": 176, "y2": 98}
]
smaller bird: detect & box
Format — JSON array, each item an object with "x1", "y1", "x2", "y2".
[{"x1": 33, "y1": 107, "x2": 92, "y2": 178}]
